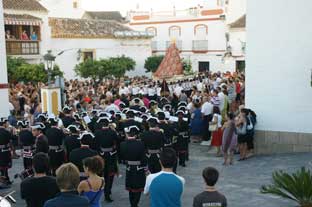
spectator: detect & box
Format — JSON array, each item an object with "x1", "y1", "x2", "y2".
[
  {"x1": 190, "y1": 99, "x2": 203, "y2": 143},
  {"x1": 44, "y1": 163, "x2": 89, "y2": 207},
  {"x1": 21, "y1": 153, "x2": 59, "y2": 207},
  {"x1": 193, "y1": 167, "x2": 227, "y2": 207},
  {"x1": 30, "y1": 31, "x2": 38, "y2": 41},
  {"x1": 211, "y1": 106, "x2": 223, "y2": 157},
  {"x1": 21, "y1": 30, "x2": 29, "y2": 40},
  {"x1": 144, "y1": 148, "x2": 185, "y2": 207},
  {"x1": 78, "y1": 156, "x2": 104, "y2": 207},
  {"x1": 221, "y1": 113, "x2": 237, "y2": 165},
  {"x1": 236, "y1": 108, "x2": 248, "y2": 161}
]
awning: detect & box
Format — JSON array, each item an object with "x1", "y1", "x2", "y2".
[{"x1": 4, "y1": 13, "x2": 42, "y2": 26}]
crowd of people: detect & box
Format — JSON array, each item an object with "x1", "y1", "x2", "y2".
[{"x1": 0, "y1": 71, "x2": 256, "y2": 207}]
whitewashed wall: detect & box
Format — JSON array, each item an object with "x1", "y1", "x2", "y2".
[
  {"x1": 40, "y1": 0, "x2": 84, "y2": 18},
  {"x1": 0, "y1": 0, "x2": 10, "y2": 117},
  {"x1": 229, "y1": 29, "x2": 245, "y2": 57},
  {"x1": 49, "y1": 38, "x2": 152, "y2": 79},
  {"x1": 246, "y1": 0, "x2": 312, "y2": 133},
  {"x1": 226, "y1": 0, "x2": 246, "y2": 24}
]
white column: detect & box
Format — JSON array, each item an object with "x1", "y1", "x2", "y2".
[{"x1": 0, "y1": 0, "x2": 10, "y2": 117}]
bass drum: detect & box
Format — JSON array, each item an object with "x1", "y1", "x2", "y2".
[{"x1": 0, "y1": 196, "x2": 11, "y2": 207}]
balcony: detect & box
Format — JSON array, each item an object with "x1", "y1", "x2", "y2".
[
  {"x1": 6, "y1": 40, "x2": 40, "y2": 55},
  {"x1": 192, "y1": 40, "x2": 208, "y2": 52},
  {"x1": 166, "y1": 40, "x2": 182, "y2": 50}
]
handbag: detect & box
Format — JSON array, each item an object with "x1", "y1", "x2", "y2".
[
  {"x1": 209, "y1": 123, "x2": 218, "y2": 132},
  {"x1": 209, "y1": 115, "x2": 218, "y2": 132}
]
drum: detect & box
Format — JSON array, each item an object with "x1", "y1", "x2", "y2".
[{"x1": 0, "y1": 196, "x2": 11, "y2": 207}]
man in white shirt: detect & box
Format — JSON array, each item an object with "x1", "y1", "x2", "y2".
[
  {"x1": 174, "y1": 83, "x2": 183, "y2": 98},
  {"x1": 201, "y1": 96, "x2": 213, "y2": 142},
  {"x1": 218, "y1": 88, "x2": 225, "y2": 111},
  {"x1": 144, "y1": 148, "x2": 185, "y2": 207}
]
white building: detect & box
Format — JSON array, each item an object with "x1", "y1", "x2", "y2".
[
  {"x1": 3, "y1": 0, "x2": 152, "y2": 79},
  {"x1": 0, "y1": 0, "x2": 10, "y2": 117},
  {"x1": 3, "y1": 0, "x2": 49, "y2": 64},
  {"x1": 127, "y1": 0, "x2": 237, "y2": 73},
  {"x1": 48, "y1": 17, "x2": 152, "y2": 78},
  {"x1": 247, "y1": 0, "x2": 312, "y2": 154}
]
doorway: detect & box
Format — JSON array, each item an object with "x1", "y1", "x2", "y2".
[{"x1": 198, "y1": 61, "x2": 210, "y2": 73}]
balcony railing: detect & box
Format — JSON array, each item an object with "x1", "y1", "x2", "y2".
[
  {"x1": 6, "y1": 40, "x2": 40, "y2": 55},
  {"x1": 192, "y1": 40, "x2": 208, "y2": 51},
  {"x1": 166, "y1": 40, "x2": 182, "y2": 50}
]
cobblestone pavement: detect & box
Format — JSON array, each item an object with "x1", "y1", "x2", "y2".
[{"x1": 2, "y1": 143, "x2": 311, "y2": 207}]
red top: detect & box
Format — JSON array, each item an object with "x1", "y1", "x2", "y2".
[
  {"x1": 236, "y1": 82, "x2": 241, "y2": 94},
  {"x1": 21, "y1": 33, "x2": 29, "y2": 40},
  {"x1": 84, "y1": 96, "x2": 92, "y2": 103}
]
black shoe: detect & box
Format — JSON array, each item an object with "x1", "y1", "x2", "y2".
[{"x1": 105, "y1": 195, "x2": 114, "y2": 203}]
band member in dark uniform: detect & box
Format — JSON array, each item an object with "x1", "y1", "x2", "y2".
[
  {"x1": 61, "y1": 106, "x2": 75, "y2": 128},
  {"x1": 122, "y1": 110, "x2": 142, "y2": 131},
  {"x1": 0, "y1": 118, "x2": 13, "y2": 183},
  {"x1": 94, "y1": 117, "x2": 118, "y2": 202},
  {"x1": 157, "y1": 111, "x2": 174, "y2": 147},
  {"x1": 18, "y1": 120, "x2": 35, "y2": 170},
  {"x1": 120, "y1": 125, "x2": 147, "y2": 207},
  {"x1": 140, "y1": 117, "x2": 165, "y2": 173},
  {"x1": 130, "y1": 98, "x2": 142, "y2": 111},
  {"x1": 31, "y1": 122, "x2": 49, "y2": 154},
  {"x1": 69, "y1": 131, "x2": 97, "y2": 179},
  {"x1": 45, "y1": 117, "x2": 65, "y2": 175},
  {"x1": 175, "y1": 110, "x2": 189, "y2": 167},
  {"x1": 64, "y1": 125, "x2": 81, "y2": 161}
]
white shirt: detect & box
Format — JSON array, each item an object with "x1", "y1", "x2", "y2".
[
  {"x1": 213, "y1": 113, "x2": 223, "y2": 128},
  {"x1": 174, "y1": 85, "x2": 183, "y2": 97},
  {"x1": 218, "y1": 92, "x2": 225, "y2": 111},
  {"x1": 201, "y1": 101, "x2": 213, "y2": 116},
  {"x1": 148, "y1": 87, "x2": 156, "y2": 96}
]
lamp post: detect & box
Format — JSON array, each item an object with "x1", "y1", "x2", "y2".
[{"x1": 43, "y1": 50, "x2": 56, "y2": 87}]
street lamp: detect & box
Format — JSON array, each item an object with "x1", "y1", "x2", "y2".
[{"x1": 43, "y1": 50, "x2": 56, "y2": 87}]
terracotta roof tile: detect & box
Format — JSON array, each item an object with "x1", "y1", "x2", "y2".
[
  {"x1": 3, "y1": 0, "x2": 47, "y2": 12},
  {"x1": 84, "y1": 11, "x2": 125, "y2": 22},
  {"x1": 4, "y1": 13, "x2": 42, "y2": 21},
  {"x1": 49, "y1": 17, "x2": 133, "y2": 39},
  {"x1": 229, "y1": 14, "x2": 246, "y2": 28}
]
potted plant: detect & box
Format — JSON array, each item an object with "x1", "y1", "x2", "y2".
[{"x1": 261, "y1": 167, "x2": 312, "y2": 207}]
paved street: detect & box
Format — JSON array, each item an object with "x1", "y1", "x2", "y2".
[{"x1": 2, "y1": 143, "x2": 312, "y2": 207}]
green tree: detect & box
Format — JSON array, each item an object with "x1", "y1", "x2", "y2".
[
  {"x1": 144, "y1": 55, "x2": 164, "y2": 73},
  {"x1": 75, "y1": 56, "x2": 136, "y2": 80},
  {"x1": 108, "y1": 55, "x2": 136, "y2": 78},
  {"x1": 6, "y1": 57, "x2": 63, "y2": 83},
  {"x1": 182, "y1": 59, "x2": 193, "y2": 75},
  {"x1": 74, "y1": 59, "x2": 100, "y2": 80},
  {"x1": 13, "y1": 63, "x2": 62, "y2": 83},
  {"x1": 7, "y1": 56, "x2": 27, "y2": 82}
]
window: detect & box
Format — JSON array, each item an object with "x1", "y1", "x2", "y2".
[
  {"x1": 198, "y1": 61, "x2": 210, "y2": 73},
  {"x1": 169, "y1": 26, "x2": 181, "y2": 38},
  {"x1": 146, "y1": 27, "x2": 157, "y2": 36},
  {"x1": 194, "y1": 24, "x2": 208, "y2": 39},
  {"x1": 82, "y1": 51, "x2": 94, "y2": 61}
]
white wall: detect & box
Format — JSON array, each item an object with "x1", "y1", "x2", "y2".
[
  {"x1": 49, "y1": 38, "x2": 152, "y2": 79},
  {"x1": 226, "y1": 0, "x2": 246, "y2": 24},
  {"x1": 40, "y1": 0, "x2": 84, "y2": 18},
  {"x1": 0, "y1": 0, "x2": 10, "y2": 117},
  {"x1": 246, "y1": 0, "x2": 312, "y2": 133},
  {"x1": 229, "y1": 29, "x2": 245, "y2": 56}
]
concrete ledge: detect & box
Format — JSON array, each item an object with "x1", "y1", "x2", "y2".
[{"x1": 254, "y1": 130, "x2": 312, "y2": 154}]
